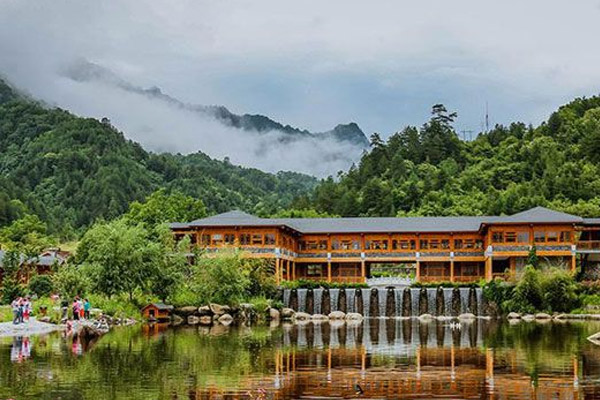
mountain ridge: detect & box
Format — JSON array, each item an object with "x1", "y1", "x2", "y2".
[{"x1": 62, "y1": 59, "x2": 370, "y2": 147}]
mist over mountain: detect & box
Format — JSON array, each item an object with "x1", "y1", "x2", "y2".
[{"x1": 56, "y1": 59, "x2": 368, "y2": 176}]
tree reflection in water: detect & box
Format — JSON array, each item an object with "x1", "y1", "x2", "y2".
[{"x1": 0, "y1": 319, "x2": 600, "y2": 399}]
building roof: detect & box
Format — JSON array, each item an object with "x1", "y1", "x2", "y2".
[
  {"x1": 583, "y1": 218, "x2": 600, "y2": 225},
  {"x1": 142, "y1": 303, "x2": 174, "y2": 311},
  {"x1": 172, "y1": 206, "x2": 588, "y2": 234}
]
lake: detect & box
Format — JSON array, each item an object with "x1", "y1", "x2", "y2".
[{"x1": 2, "y1": 319, "x2": 600, "y2": 399}]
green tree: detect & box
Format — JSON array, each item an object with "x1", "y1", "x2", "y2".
[
  {"x1": 528, "y1": 245, "x2": 539, "y2": 269},
  {"x1": 76, "y1": 219, "x2": 160, "y2": 300},
  {"x1": 52, "y1": 265, "x2": 89, "y2": 300},
  {"x1": 192, "y1": 251, "x2": 251, "y2": 306}
]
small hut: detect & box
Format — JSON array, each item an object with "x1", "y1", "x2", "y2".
[{"x1": 141, "y1": 303, "x2": 174, "y2": 321}]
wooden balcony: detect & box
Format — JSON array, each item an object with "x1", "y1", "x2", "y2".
[{"x1": 577, "y1": 241, "x2": 600, "y2": 251}]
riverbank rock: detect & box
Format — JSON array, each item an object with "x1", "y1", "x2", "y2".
[
  {"x1": 281, "y1": 308, "x2": 295, "y2": 320},
  {"x1": 174, "y1": 306, "x2": 199, "y2": 317},
  {"x1": 535, "y1": 313, "x2": 552, "y2": 320},
  {"x1": 269, "y1": 308, "x2": 280, "y2": 321},
  {"x1": 171, "y1": 315, "x2": 184, "y2": 326},
  {"x1": 345, "y1": 312, "x2": 363, "y2": 321},
  {"x1": 293, "y1": 312, "x2": 311, "y2": 321},
  {"x1": 312, "y1": 314, "x2": 329, "y2": 321},
  {"x1": 522, "y1": 314, "x2": 535, "y2": 322},
  {"x1": 458, "y1": 313, "x2": 476, "y2": 321},
  {"x1": 507, "y1": 312, "x2": 521, "y2": 320},
  {"x1": 210, "y1": 304, "x2": 231, "y2": 316},
  {"x1": 199, "y1": 316, "x2": 213, "y2": 325},
  {"x1": 328, "y1": 311, "x2": 346, "y2": 320},
  {"x1": 198, "y1": 305, "x2": 213, "y2": 316},
  {"x1": 218, "y1": 314, "x2": 233, "y2": 325},
  {"x1": 187, "y1": 315, "x2": 200, "y2": 325}
]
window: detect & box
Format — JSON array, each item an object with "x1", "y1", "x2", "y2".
[
  {"x1": 240, "y1": 234, "x2": 251, "y2": 245},
  {"x1": 252, "y1": 234, "x2": 263, "y2": 245},
  {"x1": 534, "y1": 231, "x2": 545, "y2": 243},
  {"x1": 189, "y1": 234, "x2": 197, "y2": 245},
  {"x1": 420, "y1": 240, "x2": 429, "y2": 249},
  {"x1": 338, "y1": 239, "x2": 360, "y2": 250},
  {"x1": 331, "y1": 239, "x2": 340, "y2": 250},
  {"x1": 517, "y1": 232, "x2": 530, "y2": 243},
  {"x1": 429, "y1": 239, "x2": 440, "y2": 249},
  {"x1": 560, "y1": 231, "x2": 571, "y2": 242},
  {"x1": 319, "y1": 240, "x2": 328, "y2": 250},
  {"x1": 505, "y1": 232, "x2": 517, "y2": 243},
  {"x1": 201, "y1": 234, "x2": 210, "y2": 246},
  {"x1": 307, "y1": 264, "x2": 323, "y2": 276},
  {"x1": 224, "y1": 233, "x2": 236, "y2": 244},
  {"x1": 492, "y1": 232, "x2": 504, "y2": 243},
  {"x1": 546, "y1": 231, "x2": 558, "y2": 243},
  {"x1": 475, "y1": 240, "x2": 483, "y2": 249},
  {"x1": 265, "y1": 234, "x2": 275, "y2": 245},
  {"x1": 211, "y1": 234, "x2": 223, "y2": 245},
  {"x1": 441, "y1": 239, "x2": 450, "y2": 249}
]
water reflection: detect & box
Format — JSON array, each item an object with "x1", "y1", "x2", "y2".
[{"x1": 1, "y1": 319, "x2": 600, "y2": 399}]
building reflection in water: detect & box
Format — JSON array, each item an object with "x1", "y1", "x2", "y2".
[{"x1": 258, "y1": 319, "x2": 592, "y2": 399}]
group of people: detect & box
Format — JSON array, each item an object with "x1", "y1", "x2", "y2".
[
  {"x1": 11, "y1": 297, "x2": 32, "y2": 324},
  {"x1": 72, "y1": 297, "x2": 90, "y2": 320}
]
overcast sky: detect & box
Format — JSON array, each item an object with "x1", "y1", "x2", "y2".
[{"x1": 1, "y1": 1, "x2": 599, "y2": 174}]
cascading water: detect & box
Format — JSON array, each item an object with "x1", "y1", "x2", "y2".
[
  {"x1": 297, "y1": 289, "x2": 308, "y2": 312},
  {"x1": 459, "y1": 288, "x2": 470, "y2": 314},
  {"x1": 410, "y1": 288, "x2": 420, "y2": 316},
  {"x1": 378, "y1": 289, "x2": 387, "y2": 318},
  {"x1": 395, "y1": 289, "x2": 404, "y2": 317},
  {"x1": 283, "y1": 290, "x2": 290, "y2": 308},
  {"x1": 361, "y1": 289, "x2": 371, "y2": 317},
  {"x1": 476, "y1": 288, "x2": 483, "y2": 316},
  {"x1": 346, "y1": 290, "x2": 356, "y2": 313},
  {"x1": 443, "y1": 288, "x2": 453, "y2": 316},
  {"x1": 426, "y1": 288, "x2": 437, "y2": 315},
  {"x1": 329, "y1": 289, "x2": 340, "y2": 313},
  {"x1": 314, "y1": 289, "x2": 323, "y2": 315}
]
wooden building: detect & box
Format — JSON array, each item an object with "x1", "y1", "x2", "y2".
[
  {"x1": 141, "y1": 303, "x2": 174, "y2": 321},
  {"x1": 170, "y1": 207, "x2": 600, "y2": 284}
]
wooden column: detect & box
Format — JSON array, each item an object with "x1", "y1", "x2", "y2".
[
  {"x1": 416, "y1": 260, "x2": 421, "y2": 282},
  {"x1": 327, "y1": 261, "x2": 332, "y2": 282},
  {"x1": 275, "y1": 258, "x2": 280, "y2": 284},
  {"x1": 571, "y1": 255, "x2": 577, "y2": 272},
  {"x1": 292, "y1": 261, "x2": 296, "y2": 281},
  {"x1": 450, "y1": 260, "x2": 455, "y2": 283},
  {"x1": 361, "y1": 260, "x2": 366, "y2": 282},
  {"x1": 485, "y1": 256, "x2": 493, "y2": 281}
]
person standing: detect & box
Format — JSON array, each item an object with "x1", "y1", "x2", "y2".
[
  {"x1": 72, "y1": 298, "x2": 80, "y2": 321},
  {"x1": 84, "y1": 299, "x2": 90, "y2": 319},
  {"x1": 78, "y1": 298, "x2": 84, "y2": 320},
  {"x1": 17, "y1": 298, "x2": 24, "y2": 324},
  {"x1": 11, "y1": 298, "x2": 20, "y2": 325},
  {"x1": 23, "y1": 297, "x2": 31, "y2": 323}
]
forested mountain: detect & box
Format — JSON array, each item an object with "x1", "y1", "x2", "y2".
[
  {"x1": 64, "y1": 59, "x2": 369, "y2": 147},
  {"x1": 306, "y1": 101, "x2": 600, "y2": 217},
  {"x1": 0, "y1": 79, "x2": 318, "y2": 237}
]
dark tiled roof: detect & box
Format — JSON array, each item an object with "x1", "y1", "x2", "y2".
[
  {"x1": 173, "y1": 206, "x2": 587, "y2": 234},
  {"x1": 494, "y1": 206, "x2": 582, "y2": 224},
  {"x1": 583, "y1": 218, "x2": 600, "y2": 225},
  {"x1": 143, "y1": 303, "x2": 173, "y2": 311}
]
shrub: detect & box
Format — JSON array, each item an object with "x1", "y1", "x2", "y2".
[
  {"x1": 1, "y1": 277, "x2": 24, "y2": 304},
  {"x1": 52, "y1": 265, "x2": 89, "y2": 299},
  {"x1": 506, "y1": 265, "x2": 543, "y2": 313},
  {"x1": 483, "y1": 279, "x2": 515, "y2": 313},
  {"x1": 541, "y1": 269, "x2": 580, "y2": 312},
  {"x1": 28, "y1": 274, "x2": 54, "y2": 297},
  {"x1": 246, "y1": 259, "x2": 277, "y2": 299},
  {"x1": 193, "y1": 251, "x2": 250, "y2": 306}
]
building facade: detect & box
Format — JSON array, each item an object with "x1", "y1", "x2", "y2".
[{"x1": 170, "y1": 207, "x2": 600, "y2": 284}]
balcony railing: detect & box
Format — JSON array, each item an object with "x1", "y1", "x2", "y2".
[{"x1": 577, "y1": 241, "x2": 600, "y2": 251}]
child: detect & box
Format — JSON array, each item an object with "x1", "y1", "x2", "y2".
[
  {"x1": 84, "y1": 299, "x2": 91, "y2": 319},
  {"x1": 23, "y1": 298, "x2": 31, "y2": 322}
]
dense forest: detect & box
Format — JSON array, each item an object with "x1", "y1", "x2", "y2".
[
  {"x1": 2, "y1": 75, "x2": 600, "y2": 242},
  {"x1": 0, "y1": 79, "x2": 317, "y2": 238},
  {"x1": 304, "y1": 101, "x2": 600, "y2": 217}
]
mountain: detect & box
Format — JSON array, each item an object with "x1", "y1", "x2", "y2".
[
  {"x1": 0, "y1": 78, "x2": 318, "y2": 236},
  {"x1": 62, "y1": 59, "x2": 370, "y2": 148},
  {"x1": 307, "y1": 98, "x2": 600, "y2": 218}
]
